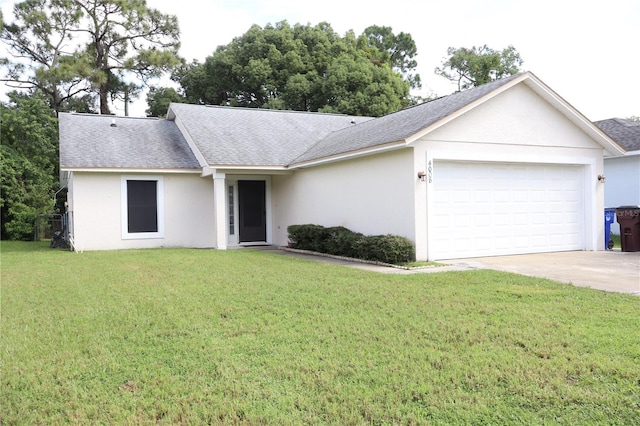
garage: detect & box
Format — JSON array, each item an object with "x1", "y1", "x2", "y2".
[{"x1": 430, "y1": 161, "x2": 585, "y2": 260}]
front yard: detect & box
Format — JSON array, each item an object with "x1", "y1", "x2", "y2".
[{"x1": 1, "y1": 242, "x2": 638, "y2": 424}]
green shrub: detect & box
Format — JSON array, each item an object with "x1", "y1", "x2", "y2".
[
  {"x1": 287, "y1": 224, "x2": 330, "y2": 252},
  {"x1": 324, "y1": 226, "x2": 364, "y2": 258},
  {"x1": 354, "y1": 234, "x2": 415, "y2": 264},
  {"x1": 287, "y1": 225, "x2": 415, "y2": 264}
]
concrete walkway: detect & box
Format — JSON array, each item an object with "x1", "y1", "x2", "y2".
[{"x1": 258, "y1": 247, "x2": 640, "y2": 295}]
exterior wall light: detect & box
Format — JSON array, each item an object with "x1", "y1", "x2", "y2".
[
  {"x1": 598, "y1": 174, "x2": 606, "y2": 183},
  {"x1": 417, "y1": 171, "x2": 426, "y2": 182}
]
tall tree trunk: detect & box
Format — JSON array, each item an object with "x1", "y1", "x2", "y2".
[
  {"x1": 124, "y1": 88, "x2": 129, "y2": 117},
  {"x1": 53, "y1": 91, "x2": 62, "y2": 116},
  {"x1": 99, "y1": 83, "x2": 110, "y2": 115}
]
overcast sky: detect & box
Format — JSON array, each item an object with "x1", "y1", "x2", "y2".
[{"x1": 1, "y1": 0, "x2": 638, "y2": 121}]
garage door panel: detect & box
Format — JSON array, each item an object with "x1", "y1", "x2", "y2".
[
  {"x1": 453, "y1": 190, "x2": 471, "y2": 203},
  {"x1": 431, "y1": 161, "x2": 585, "y2": 259},
  {"x1": 453, "y1": 214, "x2": 471, "y2": 227},
  {"x1": 474, "y1": 214, "x2": 491, "y2": 227},
  {"x1": 549, "y1": 190, "x2": 568, "y2": 202},
  {"x1": 513, "y1": 192, "x2": 529, "y2": 202},
  {"x1": 494, "y1": 190, "x2": 510, "y2": 202},
  {"x1": 474, "y1": 190, "x2": 491, "y2": 201},
  {"x1": 476, "y1": 238, "x2": 492, "y2": 250},
  {"x1": 531, "y1": 190, "x2": 546, "y2": 202}
]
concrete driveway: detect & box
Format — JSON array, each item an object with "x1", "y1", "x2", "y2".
[
  {"x1": 264, "y1": 246, "x2": 640, "y2": 296},
  {"x1": 267, "y1": 247, "x2": 639, "y2": 295},
  {"x1": 441, "y1": 250, "x2": 640, "y2": 295}
]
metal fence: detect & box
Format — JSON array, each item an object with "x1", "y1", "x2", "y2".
[{"x1": 34, "y1": 213, "x2": 71, "y2": 249}]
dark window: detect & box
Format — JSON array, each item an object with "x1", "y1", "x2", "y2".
[{"x1": 127, "y1": 180, "x2": 158, "y2": 233}]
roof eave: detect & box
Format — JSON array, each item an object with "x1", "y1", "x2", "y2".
[
  {"x1": 205, "y1": 165, "x2": 293, "y2": 175},
  {"x1": 604, "y1": 149, "x2": 639, "y2": 158},
  {"x1": 60, "y1": 167, "x2": 201, "y2": 174},
  {"x1": 288, "y1": 140, "x2": 408, "y2": 169}
]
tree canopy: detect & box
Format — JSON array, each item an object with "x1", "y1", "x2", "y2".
[
  {"x1": 435, "y1": 45, "x2": 523, "y2": 91},
  {"x1": 145, "y1": 86, "x2": 183, "y2": 118},
  {"x1": 1, "y1": 0, "x2": 181, "y2": 114},
  {"x1": 1, "y1": 92, "x2": 59, "y2": 240},
  {"x1": 359, "y1": 25, "x2": 420, "y2": 89},
  {"x1": 168, "y1": 21, "x2": 420, "y2": 117}
]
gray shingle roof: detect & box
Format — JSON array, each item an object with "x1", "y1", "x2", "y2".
[
  {"x1": 59, "y1": 113, "x2": 200, "y2": 169},
  {"x1": 168, "y1": 103, "x2": 372, "y2": 166},
  {"x1": 594, "y1": 118, "x2": 640, "y2": 152},
  {"x1": 292, "y1": 73, "x2": 524, "y2": 164},
  {"x1": 60, "y1": 73, "x2": 528, "y2": 171}
]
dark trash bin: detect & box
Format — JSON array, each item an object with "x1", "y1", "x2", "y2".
[
  {"x1": 49, "y1": 228, "x2": 68, "y2": 249},
  {"x1": 615, "y1": 206, "x2": 640, "y2": 252},
  {"x1": 604, "y1": 208, "x2": 616, "y2": 250}
]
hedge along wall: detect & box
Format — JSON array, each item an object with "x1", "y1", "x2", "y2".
[{"x1": 287, "y1": 224, "x2": 415, "y2": 264}]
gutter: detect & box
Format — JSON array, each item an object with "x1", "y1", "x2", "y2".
[{"x1": 288, "y1": 140, "x2": 408, "y2": 169}]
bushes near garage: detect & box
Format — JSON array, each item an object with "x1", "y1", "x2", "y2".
[
  {"x1": 353, "y1": 234, "x2": 416, "y2": 265},
  {"x1": 324, "y1": 226, "x2": 364, "y2": 259},
  {"x1": 285, "y1": 224, "x2": 329, "y2": 253},
  {"x1": 287, "y1": 224, "x2": 415, "y2": 264}
]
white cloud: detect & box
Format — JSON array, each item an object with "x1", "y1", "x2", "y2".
[{"x1": 2, "y1": 0, "x2": 638, "y2": 120}]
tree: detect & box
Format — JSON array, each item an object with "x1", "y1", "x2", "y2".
[
  {"x1": 1, "y1": 0, "x2": 181, "y2": 114},
  {"x1": 435, "y1": 45, "x2": 523, "y2": 91},
  {"x1": 1, "y1": 0, "x2": 93, "y2": 114},
  {"x1": 145, "y1": 86, "x2": 184, "y2": 117},
  {"x1": 171, "y1": 59, "x2": 217, "y2": 106},
  {"x1": 358, "y1": 25, "x2": 421, "y2": 89},
  {"x1": 171, "y1": 21, "x2": 417, "y2": 116},
  {"x1": 319, "y1": 53, "x2": 408, "y2": 116},
  {"x1": 1, "y1": 93, "x2": 59, "y2": 240},
  {"x1": 627, "y1": 116, "x2": 639, "y2": 122},
  {"x1": 59, "y1": 94, "x2": 99, "y2": 114}
]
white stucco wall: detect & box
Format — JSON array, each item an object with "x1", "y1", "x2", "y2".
[
  {"x1": 425, "y1": 84, "x2": 605, "y2": 150},
  {"x1": 604, "y1": 153, "x2": 640, "y2": 234},
  {"x1": 271, "y1": 148, "x2": 416, "y2": 247},
  {"x1": 69, "y1": 172, "x2": 216, "y2": 251}
]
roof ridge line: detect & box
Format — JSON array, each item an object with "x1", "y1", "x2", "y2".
[
  {"x1": 173, "y1": 102, "x2": 365, "y2": 118},
  {"x1": 62, "y1": 112, "x2": 162, "y2": 121}
]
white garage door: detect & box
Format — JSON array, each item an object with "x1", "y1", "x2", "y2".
[{"x1": 431, "y1": 161, "x2": 585, "y2": 259}]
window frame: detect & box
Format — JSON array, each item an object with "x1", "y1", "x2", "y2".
[{"x1": 121, "y1": 175, "x2": 165, "y2": 240}]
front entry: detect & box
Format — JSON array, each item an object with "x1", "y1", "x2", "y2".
[{"x1": 238, "y1": 180, "x2": 266, "y2": 243}]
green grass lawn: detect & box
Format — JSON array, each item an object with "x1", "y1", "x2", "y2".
[{"x1": 1, "y1": 242, "x2": 639, "y2": 425}]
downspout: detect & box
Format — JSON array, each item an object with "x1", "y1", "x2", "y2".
[{"x1": 53, "y1": 186, "x2": 66, "y2": 207}]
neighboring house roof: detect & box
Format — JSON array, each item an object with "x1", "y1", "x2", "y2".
[
  {"x1": 594, "y1": 118, "x2": 640, "y2": 152},
  {"x1": 60, "y1": 113, "x2": 200, "y2": 170},
  {"x1": 166, "y1": 103, "x2": 372, "y2": 167}
]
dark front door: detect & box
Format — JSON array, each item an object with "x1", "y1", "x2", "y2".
[{"x1": 238, "y1": 180, "x2": 266, "y2": 243}]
